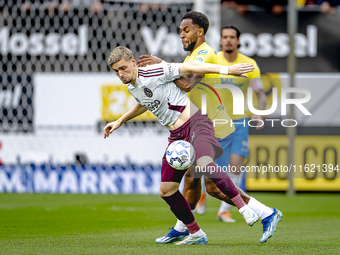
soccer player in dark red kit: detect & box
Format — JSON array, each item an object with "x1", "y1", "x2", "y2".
[{"x1": 104, "y1": 46, "x2": 257, "y2": 245}]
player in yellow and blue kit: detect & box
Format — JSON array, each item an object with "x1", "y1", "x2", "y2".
[
  {"x1": 138, "y1": 13, "x2": 282, "y2": 244},
  {"x1": 204, "y1": 26, "x2": 282, "y2": 242},
  {"x1": 210, "y1": 26, "x2": 269, "y2": 223},
  {"x1": 182, "y1": 40, "x2": 235, "y2": 216},
  {"x1": 180, "y1": 15, "x2": 235, "y2": 218}
]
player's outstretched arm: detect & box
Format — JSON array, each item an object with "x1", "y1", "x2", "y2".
[
  {"x1": 137, "y1": 54, "x2": 204, "y2": 92},
  {"x1": 103, "y1": 103, "x2": 147, "y2": 138},
  {"x1": 178, "y1": 62, "x2": 254, "y2": 77}
]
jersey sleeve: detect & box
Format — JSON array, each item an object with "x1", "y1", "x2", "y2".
[
  {"x1": 139, "y1": 62, "x2": 180, "y2": 84},
  {"x1": 162, "y1": 61, "x2": 180, "y2": 82}
]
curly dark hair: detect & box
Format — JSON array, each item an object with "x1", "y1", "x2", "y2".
[{"x1": 183, "y1": 11, "x2": 210, "y2": 35}]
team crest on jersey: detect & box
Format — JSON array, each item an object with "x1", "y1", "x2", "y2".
[
  {"x1": 143, "y1": 87, "x2": 153, "y2": 98},
  {"x1": 198, "y1": 50, "x2": 208, "y2": 55},
  {"x1": 194, "y1": 56, "x2": 205, "y2": 62}
]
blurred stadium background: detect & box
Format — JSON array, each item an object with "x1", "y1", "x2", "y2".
[
  {"x1": 1, "y1": 1, "x2": 340, "y2": 254},
  {"x1": 0, "y1": 0, "x2": 340, "y2": 194}
]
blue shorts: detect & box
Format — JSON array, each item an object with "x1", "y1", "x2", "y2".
[
  {"x1": 231, "y1": 118, "x2": 249, "y2": 158},
  {"x1": 214, "y1": 132, "x2": 234, "y2": 169}
]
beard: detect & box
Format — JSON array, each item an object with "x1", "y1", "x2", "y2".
[
  {"x1": 225, "y1": 50, "x2": 233, "y2": 53},
  {"x1": 184, "y1": 41, "x2": 196, "y2": 52}
]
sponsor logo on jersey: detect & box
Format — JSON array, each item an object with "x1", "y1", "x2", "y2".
[
  {"x1": 144, "y1": 100, "x2": 160, "y2": 111},
  {"x1": 143, "y1": 87, "x2": 153, "y2": 98},
  {"x1": 242, "y1": 140, "x2": 248, "y2": 147},
  {"x1": 220, "y1": 77, "x2": 243, "y2": 88},
  {"x1": 198, "y1": 50, "x2": 208, "y2": 55},
  {"x1": 194, "y1": 56, "x2": 205, "y2": 62}
]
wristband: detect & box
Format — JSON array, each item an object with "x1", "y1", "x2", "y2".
[{"x1": 220, "y1": 66, "x2": 229, "y2": 75}]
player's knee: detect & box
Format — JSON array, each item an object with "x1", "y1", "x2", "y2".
[
  {"x1": 159, "y1": 183, "x2": 178, "y2": 197},
  {"x1": 159, "y1": 188, "x2": 173, "y2": 197}
]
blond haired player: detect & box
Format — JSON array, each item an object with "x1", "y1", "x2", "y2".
[{"x1": 105, "y1": 45, "x2": 258, "y2": 245}]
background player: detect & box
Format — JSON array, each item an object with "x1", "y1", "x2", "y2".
[
  {"x1": 105, "y1": 46, "x2": 258, "y2": 245},
  {"x1": 138, "y1": 12, "x2": 283, "y2": 244}
]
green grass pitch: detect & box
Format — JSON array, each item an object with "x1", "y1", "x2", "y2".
[{"x1": 0, "y1": 193, "x2": 339, "y2": 254}]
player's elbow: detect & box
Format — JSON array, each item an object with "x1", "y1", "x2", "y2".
[
  {"x1": 182, "y1": 85, "x2": 190, "y2": 93},
  {"x1": 174, "y1": 79, "x2": 190, "y2": 92}
]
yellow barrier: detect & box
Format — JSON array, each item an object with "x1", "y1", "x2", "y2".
[
  {"x1": 101, "y1": 84, "x2": 157, "y2": 121},
  {"x1": 246, "y1": 136, "x2": 340, "y2": 191}
]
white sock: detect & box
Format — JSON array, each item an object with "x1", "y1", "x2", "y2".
[
  {"x1": 191, "y1": 229, "x2": 204, "y2": 237},
  {"x1": 174, "y1": 219, "x2": 187, "y2": 232},
  {"x1": 173, "y1": 211, "x2": 196, "y2": 232},
  {"x1": 248, "y1": 197, "x2": 274, "y2": 220},
  {"x1": 228, "y1": 172, "x2": 242, "y2": 187},
  {"x1": 218, "y1": 201, "x2": 232, "y2": 214},
  {"x1": 179, "y1": 176, "x2": 185, "y2": 193},
  {"x1": 201, "y1": 175, "x2": 206, "y2": 192}
]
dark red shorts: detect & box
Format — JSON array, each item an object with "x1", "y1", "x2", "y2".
[{"x1": 161, "y1": 110, "x2": 223, "y2": 183}]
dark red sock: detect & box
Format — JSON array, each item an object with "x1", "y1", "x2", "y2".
[{"x1": 162, "y1": 190, "x2": 200, "y2": 234}]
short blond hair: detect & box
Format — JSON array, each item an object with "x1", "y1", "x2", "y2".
[{"x1": 107, "y1": 46, "x2": 134, "y2": 68}]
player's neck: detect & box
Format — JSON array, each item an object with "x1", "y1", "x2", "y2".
[
  {"x1": 130, "y1": 68, "x2": 138, "y2": 85},
  {"x1": 190, "y1": 39, "x2": 206, "y2": 54},
  {"x1": 223, "y1": 50, "x2": 238, "y2": 63}
]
